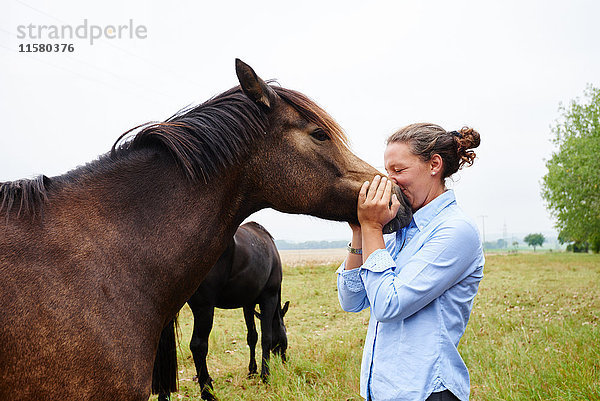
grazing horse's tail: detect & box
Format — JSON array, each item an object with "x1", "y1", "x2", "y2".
[{"x1": 152, "y1": 318, "x2": 178, "y2": 396}]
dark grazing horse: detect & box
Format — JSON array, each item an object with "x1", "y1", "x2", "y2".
[
  {"x1": 154, "y1": 221, "x2": 288, "y2": 401},
  {"x1": 0, "y1": 59, "x2": 412, "y2": 400}
]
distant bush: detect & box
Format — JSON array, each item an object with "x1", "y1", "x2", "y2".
[{"x1": 566, "y1": 241, "x2": 589, "y2": 253}]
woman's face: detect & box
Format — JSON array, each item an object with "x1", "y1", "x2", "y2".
[{"x1": 384, "y1": 141, "x2": 444, "y2": 211}]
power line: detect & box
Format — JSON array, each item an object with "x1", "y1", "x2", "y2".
[
  {"x1": 11, "y1": 0, "x2": 206, "y2": 89},
  {"x1": 14, "y1": 0, "x2": 69, "y2": 24},
  {"x1": 1, "y1": 3, "x2": 191, "y2": 108},
  {"x1": 0, "y1": 43, "x2": 175, "y2": 104}
]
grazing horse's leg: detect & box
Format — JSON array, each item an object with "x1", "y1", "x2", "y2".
[
  {"x1": 243, "y1": 305, "x2": 259, "y2": 376},
  {"x1": 257, "y1": 297, "x2": 277, "y2": 382},
  {"x1": 189, "y1": 305, "x2": 216, "y2": 401},
  {"x1": 158, "y1": 390, "x2": 170, "y2": 401}
]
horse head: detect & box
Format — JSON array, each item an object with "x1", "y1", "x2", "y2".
[
  {"x1": 235, "y1": 59, "x2": 412, "y2": 229},
  {"x1": 271, "y1": 300, "x2": 290, "y2": 362}
]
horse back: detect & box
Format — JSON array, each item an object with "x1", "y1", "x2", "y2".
[{"x1": 202, "y1": 222, "x2": 281, "y2": 309}]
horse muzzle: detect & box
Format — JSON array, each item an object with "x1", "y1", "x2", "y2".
[{"x1": 382, "y1": 185, "x2": 412, "y2": 234}]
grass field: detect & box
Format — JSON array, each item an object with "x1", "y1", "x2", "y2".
[{"x1": 150, "y1": 252, "x2": 600, "y2": 401}]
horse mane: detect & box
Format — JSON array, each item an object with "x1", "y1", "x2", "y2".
[
  {"x1": 1, "y1": 83, "x2": 348, "y2": 218},
  {"x1": 112, "y1": 84, "x2": 349, "y2": 184},
  {"x1": 111, "y1": 86, "x2": 268, "y2": 183},
  {"x1": 0, "y1": 175, "x2": 50, "y2": 218}
]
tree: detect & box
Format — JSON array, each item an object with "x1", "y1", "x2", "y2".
[
  {"x1": 524, "y1": 233, "x2": 545, "y2": 252},
  {"x1": 542, "y1": 85, "x2": 600, "y2": 253}
]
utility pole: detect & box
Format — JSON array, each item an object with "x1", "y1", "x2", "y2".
[{"x1": 478, "y1": 215, "x2": 488, "y2": 245}]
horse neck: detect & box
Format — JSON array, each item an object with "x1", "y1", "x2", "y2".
[{"x1": 49, "y1": 149, "x2": 257, "y2": 325}]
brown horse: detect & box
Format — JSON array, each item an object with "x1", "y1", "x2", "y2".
[{"x1": 0, "y1": 59, "x2": 412, "y2": 400}]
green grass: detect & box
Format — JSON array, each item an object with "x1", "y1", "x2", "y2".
[
  {"x1": 150, "y1": 253, "x2": 600, "y2": 400},
  {"x1": 464, "y1": 253, "x2": 600, "y2": 400}
]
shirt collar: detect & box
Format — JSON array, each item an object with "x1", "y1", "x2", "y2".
[{"x1": 411, "y1": 189, "x2": 456, "y2": 231}]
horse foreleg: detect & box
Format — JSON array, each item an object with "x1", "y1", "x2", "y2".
[
  {"x1": 189, "y1": 305, "x2": 216, "y2": 401},
  {"x1": 257, "y1": 298, "x2": 276, "y2": 383},
  {"x1": 242, "y1": 305, "x2": 258, "y2": 376}
]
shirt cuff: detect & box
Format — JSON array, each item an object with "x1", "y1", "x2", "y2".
[
  {"x1": 336, "y1": 261, "x2": 364, "y2": 292},
  {"x1": 361, "y1": 248, "x2": 396, "y2": 273}
]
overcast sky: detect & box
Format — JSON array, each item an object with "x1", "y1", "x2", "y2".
[{"x1": 1, "y1": 0, "x2": 599, "y2": 242}]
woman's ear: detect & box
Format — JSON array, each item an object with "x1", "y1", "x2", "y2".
[{"x1": 430, "y1": 154, "x2": 443, "y2": 176}]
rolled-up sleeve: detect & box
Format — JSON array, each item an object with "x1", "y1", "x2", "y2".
[
  {"x1": 336, "y1": 261, "x2": 369, "y2": 312},
  {"x1": 337, "y1": 234, "x2": 398, "y2": 313},
  {"x1": 361, "y1": 219, "x2": 480, "y2": 323}
]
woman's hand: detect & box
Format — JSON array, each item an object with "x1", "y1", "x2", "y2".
[{"x1": 358, "y1": 175, "x2": 401, "y2": 232}]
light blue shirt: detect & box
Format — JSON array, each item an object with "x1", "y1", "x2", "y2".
[{"x1": 337, "y1": 190, "x2": 484, "y2": 401}]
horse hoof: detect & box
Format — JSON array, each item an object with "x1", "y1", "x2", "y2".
[
  {"x1": 201, "y1": 389, "x2": 217, "y2": 401},
  {"x1": 200, "y1": 381, "x2": 216, "y2": 401}
]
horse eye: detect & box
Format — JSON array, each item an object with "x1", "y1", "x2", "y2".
[{"x1": 310, "y1": 129, "x2": 329, "y2": 142}]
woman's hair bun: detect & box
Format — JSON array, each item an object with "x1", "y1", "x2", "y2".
[{"x1": 454, "y1": 127, "x2": 480, "y2": 169}]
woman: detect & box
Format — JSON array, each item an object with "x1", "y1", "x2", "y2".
[{"x1": 337, "y1": 123, "x2": 484, "y2": 401}]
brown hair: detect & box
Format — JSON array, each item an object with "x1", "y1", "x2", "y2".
[{"x1": 386, "y1": 123, "x2": 480, "y2": 179}]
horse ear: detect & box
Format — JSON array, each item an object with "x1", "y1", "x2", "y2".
[
  {"x1": 281, "y1": 301, "x2": 290, "y2": 317},
  {"x1": 235, "y1": 58, "x2": 274, "y2": 109}
]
